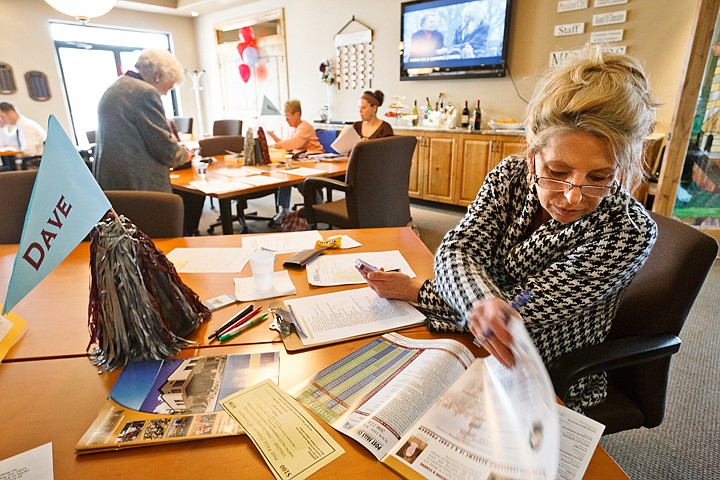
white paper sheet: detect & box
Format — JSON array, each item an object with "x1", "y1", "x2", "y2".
[
  {"x1": 213, "y1": 167, "x2": 264, "y2": 178},
  {"x1": 0, "y1": 442, "x2": 53, "y2": 480},
  {"x1": 167, "y1": 247, "x2": 252, "y2": 273},
  {"x1": 188, "y1": 180, "x2": 251, "y2": 194},
  {"x1": 234, "y1": 271, "x2": 297, "y2": 301},
  {"x1": 241, "y1": 231, "x2": 324, "y2": 253},
  {"x1": 281, "y1": 167, "x2": 326, "y2": 177},
  {"x1": 330, "y1": 125, "x2": 361, "y2": 155},
  {"x1": 284, "y1": 287, "x2": 426, "y2": 346},
  {"x1": 306, "y1": 250, "x2": 416, "y2": 286},
  {"x1": 556, "y1": 405, "x2": 604, "y2": 480},
  {"x1": 239, "y1": 175, "x2": 284, "y2": 187}
]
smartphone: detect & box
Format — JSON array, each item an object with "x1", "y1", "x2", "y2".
[{"x1": 355, "y1": 258, "x2": 380, "y2": 275}]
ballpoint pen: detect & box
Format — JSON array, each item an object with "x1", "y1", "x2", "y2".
[
  {"x1": 214, "y1": 306, "x2": 262, "y2": 340},
  {"x1": 473, "y1": 289, "x2": 533, "y2": 347},
  {"x1": 218, "y1": 313, "x2": 269, "y2": 341},
  {"x1": 207, "y1": 304, "x2": 254, "y2": 340}
]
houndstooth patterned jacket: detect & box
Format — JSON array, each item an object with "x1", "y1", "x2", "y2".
[{"x1": 418, "y1": 155, "x2": 657, "y2": 411}]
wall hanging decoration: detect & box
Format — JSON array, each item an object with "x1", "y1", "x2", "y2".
[
  {"x1": 25, "y1": 71, "x2": 51, "y2": 101},
  {"x1": 334, "y1": 16, "x2": 374, "y2": 91},
  {"x1": 0, "y1": 62, "x2": 17, "y2": 94}
]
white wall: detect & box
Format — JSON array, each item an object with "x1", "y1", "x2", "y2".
[
  {"x1": 195, "y1": 0, "x2": 698, "y2": 135},
  {"x1": 0, "y1": 0, "x2": 199, "y2": 138}
]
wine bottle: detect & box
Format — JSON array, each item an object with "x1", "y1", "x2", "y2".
[
  {"x1": 473, "y1": 100, "x2": 482, "y2": 131},
  {"x1": 461, "y1": 101, "x2": 470, "y2": 128},
  {"x1": 412, "y1": 100, "x2": 419, "y2": 127}
]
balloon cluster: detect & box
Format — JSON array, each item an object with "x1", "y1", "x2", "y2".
[{"x1": 236, "y1": 26, "x2": 266, "y2": 83}]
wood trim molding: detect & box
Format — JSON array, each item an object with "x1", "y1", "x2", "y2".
[{"x1": 653, "y1": 0, "x2": 720, "y2": 217}]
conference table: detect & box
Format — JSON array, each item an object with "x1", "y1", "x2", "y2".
[
  {"x1": 0, "y1": 227, "x2": 629, "y2": 479},
  {"x1": 170, "y1": 155, "x2": 349, "y2": 234}
]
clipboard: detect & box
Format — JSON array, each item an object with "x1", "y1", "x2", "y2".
[{"x1": 268, "y1": 301, "x2": 427, "y2": 352}]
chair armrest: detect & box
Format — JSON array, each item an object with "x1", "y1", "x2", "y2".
[{"x1": 547, "y1": 334, "x2": 681, "y2": 400}]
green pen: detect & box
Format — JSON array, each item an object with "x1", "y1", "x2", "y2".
[{"x1": 218, "y1": 313, "x2": 269, "y2": 341}]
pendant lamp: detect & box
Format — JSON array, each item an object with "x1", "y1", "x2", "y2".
[{"x1": 44, "y1": 0, "x2": 117, "y2": 23}]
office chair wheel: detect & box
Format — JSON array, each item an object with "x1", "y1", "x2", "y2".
[{"x1": 207, "y1": 226, "x2": 216, "y2": 234}]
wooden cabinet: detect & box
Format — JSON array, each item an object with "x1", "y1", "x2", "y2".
[
  {"x1": 396, "y1": 130, "x2": 457, "y2": 203},
  {"x1": 397, "y1": 129, "x2": 526, "y2": 206},
  {"x1": 455, "y1": 134, "x2": 526, "y2": 206}
]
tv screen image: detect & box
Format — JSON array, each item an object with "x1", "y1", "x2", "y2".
[{"x1": 400, "y1": 0, "x2": 511, "y2": 80}]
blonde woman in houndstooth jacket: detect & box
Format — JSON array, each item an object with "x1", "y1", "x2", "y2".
[{"x1": 362, "y1": 46, "x2": 659, "y2": 412}]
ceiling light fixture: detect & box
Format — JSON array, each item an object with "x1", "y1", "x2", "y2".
[{"x1": 44, "y1": 0, "x2": 117, "y2": 23}]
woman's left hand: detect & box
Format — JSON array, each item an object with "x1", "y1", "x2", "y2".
[{"x1": 360, "y1": 269, "x2": 423, "y2": 302}]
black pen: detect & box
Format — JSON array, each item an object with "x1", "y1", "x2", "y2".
[{"x1": 208, "y1": 304, "x2": 253, "y2": 340}]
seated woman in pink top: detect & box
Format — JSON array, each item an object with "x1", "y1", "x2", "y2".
[{"x1": 268, "y1": 100, "x2": 324, "y2": 222}]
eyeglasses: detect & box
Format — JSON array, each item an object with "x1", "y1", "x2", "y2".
[
  {"x1": 532, "y1": 157, "x2": 619, "y2": 198},
  {"x1": 533, "y1": 176, "x2": 619, "y2": 198}
]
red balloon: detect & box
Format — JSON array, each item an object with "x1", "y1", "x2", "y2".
[
  {"x1": 239, "y1": 63, "x2": 251, "y2": 83},
  {"x1": 236, "y1": 41, "x2": 248, "y2": 58},
  {"x1": 240, "y1": 26, "x2": 255, "y2": 43},
  {"x1": 255, "y1": 64, "x2": 267, "y2": 81}
]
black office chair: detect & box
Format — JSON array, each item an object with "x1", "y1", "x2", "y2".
[
  {"x1": 213, "y1": 119, "x2": 243, "y2": 136},
  {"x1": 198, "y1": 135, "x2": 244, "y2": 156},
  {"x1": 300, "y1": 135, "x2": 417, "y2": 229},
  {"x1": 172, "y1": 116, "x2": 193, "y2": 135},
  {"x1": 104, "y1": 190, "x2": 184, "y2": 238},
  {"x1": 548, "y1": 212, "x2": 718, "y2": 434},
  {"x1": 79, "y1": 130, "x2": 96, "y2": 171},
  {"x1": 0, "y1": 170, "x2": 37, "y2": 244}
]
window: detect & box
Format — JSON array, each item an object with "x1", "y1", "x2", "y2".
[{"x1": 50, "y1": 22, "x2": 179, "y2": 144}]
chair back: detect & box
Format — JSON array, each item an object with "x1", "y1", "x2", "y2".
[
  {"x1": 344, "y1": 135, "x2": 417, "y2": 228},
  {"x1": 316, "y1": 129, "x2": 339, "y2": 154},
  {"x1": 172, "y1": 116, "x2": 193, "y2": 134},
  {"x1": 104, "y1": 190, "x2": 184, "y2": 238},
  {"x1": 594, "y1": 212, "x2": 717, "y2": 429},
  {"x1": 86, "y1": 130, "x2": 96, "y2": 144},
  {"x1": 213, "y1": 119, "x2": 243, "y2": 136},
  {"x1": 0, "y1": 170, "x2": 37, "y2": 244},
  {"x1": 198, "y1": 135, "x2": 245, "y2": 156}
]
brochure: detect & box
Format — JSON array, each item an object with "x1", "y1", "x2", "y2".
[
  {"x1": 289, "y1": 330, "x2": 604, "y2": 480},
  {"x1": 75, "y1": 352, "x2": 279, "y2": 454}
]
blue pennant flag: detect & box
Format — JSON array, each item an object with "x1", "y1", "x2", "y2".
[{"x1": 2, "y1": 115, "x2": 111, "y2": 314}]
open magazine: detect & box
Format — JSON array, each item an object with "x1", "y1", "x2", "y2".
[
  {"x1": 75, "y1": 352, "x2": 279, "y2": 454},
  {"x1": 289, "y1": 328, "x2": 604, "y2": 480}
]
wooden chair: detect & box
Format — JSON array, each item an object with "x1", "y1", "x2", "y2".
[
  {"x1": 548, "y1": 212, "x2": 718, "y2": 434},
  {"x1": 213, "y1": 119, "x2": 243, "y2": 136},
  {"x1": 301, "y1": 135, "x2": 417, "y2": 229},
  {"x1": 104, "y1": 190, "x2": 184, "y2": 238},
  {"x1": 0, "y1": 170, "x2": 37, "y2": 244},
  {"x1": 198, "y1": 135, "x2": 244, "y2": 156}
]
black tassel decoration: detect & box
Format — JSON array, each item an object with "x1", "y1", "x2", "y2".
[{"x1": 87, "y1": 211, "x2": 211, "y2": 372}]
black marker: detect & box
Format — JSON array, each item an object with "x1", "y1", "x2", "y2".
[{"x1": 208, "y1": 304, "x2": 254, "y2": 340}]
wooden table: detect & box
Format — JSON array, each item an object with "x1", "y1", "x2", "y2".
[
  {"x1": 0, "y1": 228, "x2": 433, "y2": 362},
  {"x1": 0, "y1": 332, "x2": 629, "y2": 479},
  {"x1": 170, "y1": 156, "x2": 349, "y2": 234}
]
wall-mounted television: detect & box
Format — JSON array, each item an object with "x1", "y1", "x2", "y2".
[{"x1": 400, "y1": 0, "x2": 512, "y2": 81}]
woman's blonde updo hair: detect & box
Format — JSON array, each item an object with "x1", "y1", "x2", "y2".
[
  {"x1": 525, "y1": 45, "x2": 659, "y2": 193},
  {"x1": 135, "y1": 48, "x2": 185, "y2": 86}
]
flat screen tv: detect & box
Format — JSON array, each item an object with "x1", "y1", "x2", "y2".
[{"x1": 400, "y1": 0, "x2": 512, "y2": 80}]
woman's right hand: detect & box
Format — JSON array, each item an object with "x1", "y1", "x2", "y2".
[
  {"x1": 362, "y1": 270, "x2": 423, "y2": 302},
  {"x1": 467, "y1": 297, "x2": 518, "y2": 368}
]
